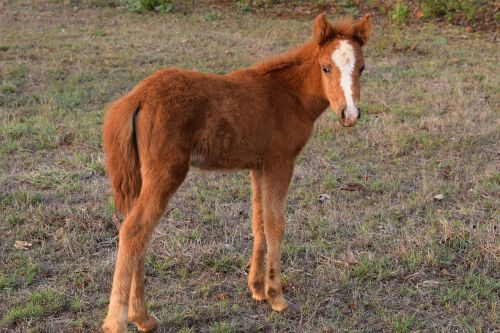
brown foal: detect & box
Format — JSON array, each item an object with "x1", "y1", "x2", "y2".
[{"x1": 102, "y1": 14, "x2": 372, "y2": 332}]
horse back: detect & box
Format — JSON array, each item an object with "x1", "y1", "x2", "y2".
[{"x1": 131, "y1": 68, "x2": 313, "y2": 170}]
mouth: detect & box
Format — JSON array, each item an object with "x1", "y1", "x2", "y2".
[{"x1": 339, "y1": 118, "x2": 357, "y2": 127}]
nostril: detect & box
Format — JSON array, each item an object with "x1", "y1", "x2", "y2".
[
  {"x1": 357, "y1": 108, "x2": 361, "y2": 120},
  {"x1": 340, "y1": 107, "x2": 347, "y2": 122}
]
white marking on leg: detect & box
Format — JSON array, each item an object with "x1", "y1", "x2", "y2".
[{"x1": 331, "y1": 40, "x2": 357, "y2": 120}]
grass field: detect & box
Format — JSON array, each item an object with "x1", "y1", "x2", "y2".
[{"x1": 0, "y1": 1, "x2": 499, "y2": 332}]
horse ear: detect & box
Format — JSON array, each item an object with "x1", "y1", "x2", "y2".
[
  {"x1": 313, "y1": 14, "x2": 333, "y2": 45},
  {"x1": 353, "y1": 14, "x2": 372, "y2": 46}
]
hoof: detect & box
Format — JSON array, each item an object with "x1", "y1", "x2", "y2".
[
  {"x1": 251, "y1": 291, "x2": 266, "y2": 302},
  {"x1": 249, "y1": 281, "x2": 266, "y2": 302},
  {"x1": 268, "y1": 294, "x2": 288, "y2": 312},
  {"x1": 133, "y1": 316, "x2": 158, "y2": 332},
  {"x1": 102, "y1": 319, "x2": 127, "y2": 333}
]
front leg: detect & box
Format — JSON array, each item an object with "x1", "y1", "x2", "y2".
[
  {"x1": 261, "y1": 161, "x2": 294, "y2": 312},
  {"x1": 248, "y1": 170, "x2": 266, "y2": 301}
]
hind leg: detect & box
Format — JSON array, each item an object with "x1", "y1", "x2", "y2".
[
  {"x1": 103, "y1": 164, "x2": 188, "y2": 333},
  {"x1": 128, "y1": 254, "x2": 157, "y2": 331},
  {"x1": 248, "y1": 170, "x2": 266, "y2": 301}
]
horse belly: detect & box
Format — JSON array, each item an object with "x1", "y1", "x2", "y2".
[
  {"x1": 190, "y1": 121, "x2": 266, "y2": 170},
  {"x1": 190, "y1": 139, "x2": 265, "y2": 170}
]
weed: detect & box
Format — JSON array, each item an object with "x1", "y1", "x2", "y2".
[
  {"x1": 307, "y1": 215, "x2": 328, "y2": 238},
  {"x1": 401, "y1": 248, "x2": 422, "y2": 272},
  {"x1": 210, "y1": 321, "x2": 235, "y2": 333},
  {"x1": 205, "y1": 10, "x2": 222, "y2": 21},
  {"x1": 480, "y1": 171, "x2": 500, "y2": 193},
  {"x1": 392, "y1": 313, "x2": 418, "y2": 332},
  {"x1": 235, "y1": 0, "x2": 253, "y2": 13},
  {"x1": 123, "y1": 0, "x2": 173, "y2": 12},
  {"x1": 201, "y1": 208, "x2": 217, "y2": 225},
  {"x1": 325, "y1": 175, "x2": 339, "y2": 190},
  {"x1": 421, "y1": 0, "x2": 478, "y2": 24},
  {"x1": 389, "y1": 1, "x2": 409, "y2": 26},
  {"x1": 70, "y1": 298, "x2": 84, "y2": 312},
  {"x1": 178, "y1": 327, "x2": 195, "y2": 333},
  {"x1": 351, "y1": 255, "x2": 396, "y2": 281},
  {"x1": 1, "y1": 82, "x2": 16, "y2": 93},
  {"x1": 204, "y1": 255, "x2": 244, "y2": 274}
]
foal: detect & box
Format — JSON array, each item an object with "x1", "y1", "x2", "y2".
[{"x1": 102, "y1": 14, "x2": 371, "y2": 332}]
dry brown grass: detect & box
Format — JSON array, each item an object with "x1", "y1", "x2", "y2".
[{"x1": 0, "y1": 1, "x2": 498, "y2": 332}]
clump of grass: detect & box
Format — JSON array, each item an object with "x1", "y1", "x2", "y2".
[
  {"x1": 205, "y1": 10, "x2": 222, "y2": 21},
  {"x1": 122, "y1": 0, "x2": 173, "y2": 12},
  {"x1": 388, "y1": 0, "x2": 411, "y2": 50},
  {"x1": 480, "y1": 171, "x2": 500, "y2": 193},
  {"x1": 350, "y1": 255, "x2": 397, "y2": 281},
  {"x1": 235, "y1": 0, "x2": 253, "y2": 13},
  {"x1": 392, "y1": 313, "x2": 418, "y2": 332},
  {"x1": 0, "y1": 257, "x2": 39, "y2": 290},
  {"x1": 204, "y1": 254, "x2": 244, "y2": 274},
  {"x1": 420, "y1": 0, "x2": 478, "y2": 24},
  {"x1": 0, "y1": 190, "x2": 44, "y2": 209},
  {"x1": 389, "y1": 0, "x2": 409, "y2": 26},
  {"x1": 210, "y1": 321, "x2": 235, "y2": 333},
  {"x1": 2, "y1": 288, "x2": 65, "y2": 326},
  {"x1": 1, "y1": 82, "x2": 16, "y2": 93}
]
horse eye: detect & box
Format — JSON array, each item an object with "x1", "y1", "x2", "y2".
[
  {"x1": 322, "y1": 65, "x2": 331, "y2": 73},
  {"x1": 360, "y1": 65, "x2": 365, "y2": 74}
]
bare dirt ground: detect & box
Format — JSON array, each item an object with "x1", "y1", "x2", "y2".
[{"x1": 0, "y1": 1, "x2": 498, "y2": 332}]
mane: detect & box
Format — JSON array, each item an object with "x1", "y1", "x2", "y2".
[
  {"x1": 250, "y1": 41, "x2": 317, "y2": 76},
  {"x1": 249, "y1": 17, "x2": 357, "y2": 75}
]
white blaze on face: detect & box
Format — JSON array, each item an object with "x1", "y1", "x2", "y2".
[{"x1": 331, "y1": 40, "x2": 358, "y2": 120}]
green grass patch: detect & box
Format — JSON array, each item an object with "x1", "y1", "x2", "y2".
[
  {"x1": 350, "y1": 255, "x2": 397, "y2": 281},
  {"x1": 2, "y1": 287, "x2": 65, "y2": 326},
  {"x1": 203, "y1": 254, "x2": 244, "y2": 274},
  {"x1": 392, "y1": 313, "x2": 418, "y2": 332},
  {"x1": 209, "y1": 321, "x2": 235, "y2": 333}
]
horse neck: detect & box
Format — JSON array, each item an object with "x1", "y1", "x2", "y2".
[{"x1": 256, "y1": 41, "x2": 330, "y2": 120}]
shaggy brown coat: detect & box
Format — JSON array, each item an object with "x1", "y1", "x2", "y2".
[{"x1": 102, "y1": 14, "x2": 371, "y2": 333}]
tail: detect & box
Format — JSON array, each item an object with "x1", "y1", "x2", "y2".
[{"x1": 103, "y1": 96, "x2": 142, "y2": 215}]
